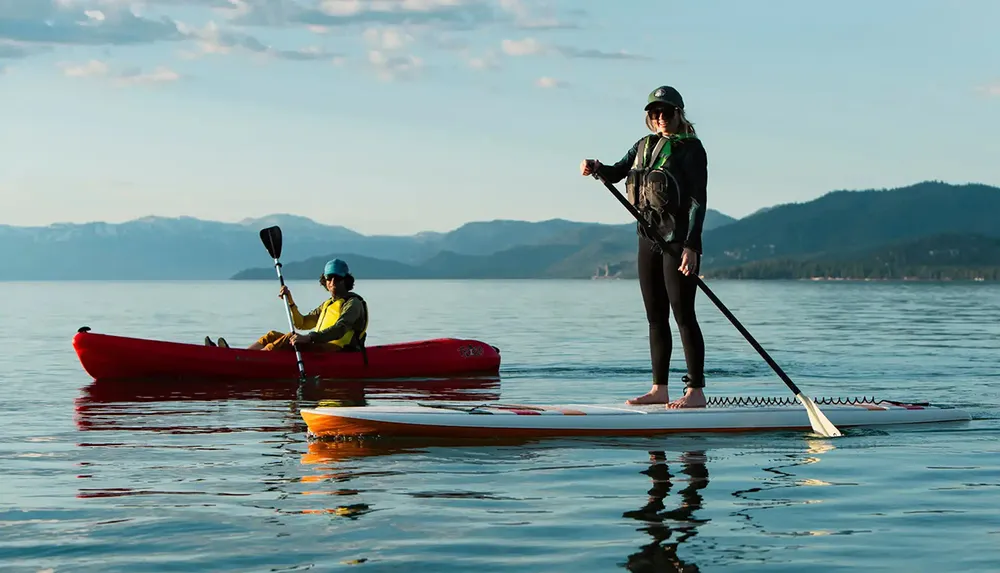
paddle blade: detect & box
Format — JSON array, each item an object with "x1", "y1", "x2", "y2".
[
  {"x1": 259, "y1": 226, "x2": 283, "y2": 260},
  {"x1": 795, "y1": 393, "x2": 843, "y2": 437}
]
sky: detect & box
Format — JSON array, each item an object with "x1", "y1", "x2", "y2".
[{"x1": 1, "y1": 0, "x2": 998, "y2": 235}]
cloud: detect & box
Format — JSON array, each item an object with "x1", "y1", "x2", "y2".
[
  {"x1": 143, "y1": 0, "x2": 235, "y2": 6},
  {"x1": 0, "y1": 1, "x2": 184, "y2": 46},
  {"x1": 501, "y1": 37, "x2": 544, "y2": 56},
  {"x1": 180, "y1": 21, "x2": 340, "y2": 61},
  {"x1": 0, "y1": 0, "x2": 595, "y2": 82},
  {"x1": 500, "y1": 37, "x2": 650, "y2": 61},
  {"x1": 980, "y1": 84, "x2": 1000, "y2": 97},
  {"x1": 162, "y1": 0, "x2": 579, "y2": 31},
  {"x1": 228, "y1": 0, "x2": 499, "y2": 30},
  {"x1": 535, "y1": 75, "x2": 565, "y2": 89},
  {"x1": 367, "y1": 49, "x2": 422, "y2": 81},
  {"x1": 466, "y1": 50, "x2": 499, "y2": 70},
  {"x1": 60, "y1": 59, "x2": 180, "y2": 85},
  {"x1": 62, "y1": 59, "x2": 110, "y2": 77},
  {"x1": 496, "y1": 0, "x2": 575, "y2": 30},
  {"x1": 557, "y1": 46, "x2": 650, "y2": 60},
  {"x1": 0, "y1": 40, "x2": 41, "y2": 59},
  {"x1": 359, "y1": 23, "x2": 424, "y2": 80},
  {"x1": 115, "y1": 65, "x2": 181, "y2": 85},
  {"x1": 362, "y1": 25, "x2": 414, "y2": 50}
]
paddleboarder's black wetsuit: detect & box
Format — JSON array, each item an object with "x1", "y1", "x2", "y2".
[
  {"x1": 596, "y1": 135, "x2": 708, "y2": 389},
  {"x1": 637, "y1": 236, "x2": 705, "y2": 388}
]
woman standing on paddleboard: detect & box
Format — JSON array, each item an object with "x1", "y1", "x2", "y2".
[{"x1": 580, "y1": 85, "x2": 708, "y2": 409}]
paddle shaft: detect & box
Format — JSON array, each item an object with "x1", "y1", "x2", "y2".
[
  {"x1": 271, "y1": 259, "x2": 307, "y2": 382},
  {"x1": 593, "y1": 175, "x2": 805, "y2": 396}
]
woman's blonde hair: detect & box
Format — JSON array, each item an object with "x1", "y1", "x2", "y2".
[{"x1": 645, "y1": 107, "x2": 696, "y2": 136}]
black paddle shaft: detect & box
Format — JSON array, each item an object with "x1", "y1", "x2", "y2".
[
  {"x1": 593, "y1": 174, "x2": 804, "y2": 396},
  {"x1": 258, "y1": 225, "x2": 307, "y2": 382}
]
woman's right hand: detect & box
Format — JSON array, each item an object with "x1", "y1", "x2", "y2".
[
  {"x1": 580, "y1": 159, "x2": 601, "y2": 176},
  {"x1": 278, "y1": 285, "x2": 294, "y2": 305}
]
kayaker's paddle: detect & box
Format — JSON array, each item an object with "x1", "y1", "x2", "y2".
[
  {"x1": 591, "y1": 173, "x2": 842, "y2": 438},
  {"x1": 259, "y1": 225, "x2": 308, "y2": 384}
]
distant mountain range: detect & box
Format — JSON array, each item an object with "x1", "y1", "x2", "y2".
[
  {"x1": 3, "y1": 181, "x2": 999, "y2": 281},
  {"x1": 233, "y1": 181, "x2": 1000, "y2": 281},
  {"x1": 0, "y1": 208, "x2": 735, "y2": 280},
  {"x1": 700, "y1": 181, "x2": 1000, "y2": 267}
]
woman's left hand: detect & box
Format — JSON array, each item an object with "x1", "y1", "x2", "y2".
[{"x1": 679, "y1": 248, "x2": 700, "y2": 276}]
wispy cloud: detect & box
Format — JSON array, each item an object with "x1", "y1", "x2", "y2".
[
  {"x1": 360, "y1": 23, "x2": 424, "y2": 80},
  {"x1": 227, "y1": 0, "x2": 499, "y2": 30},
  {"x1": 0, "y1": 1, "x2": 184, "y2": 46},
  {"x1": 146, "y1": 0, "x2": 235, "y2": 6},
  {"x1": 61, "y1": 59, "x2": 110, "y2": 77},
  {"x1": 497, "y1": 0, "x2": 576, "y2": 30},
  {"x1": 979, "y1": 83, "x2": 1000, "y2": 97},
  {"x1": 0, "y1": 0, "x2": 617, "y2": 86},
  {"x1": 60, "y1": 59, "x2": 181, "y2": 86},
  {"x1": 0, "y1": 40, "x2": 42, "y2": 59},
  {"x1": 501, "y1": 37, "x2": 544, "y2": 56},
  {"x1": 368, "y1": 50, "x2": 423, "y2": 81},
  {"x1": 165, "y1": 0, "x2": 578, "y2": 31},
  {"x1": 500, "y1": 37, "x2": 649, "y2": 60},
  {"x1": 535, "y1": 76, "x2": 565, "y2": 89},
  {"x1": 363, "y1": 25, "x2": 414, "y2": 51},
  {"x1": 466, "y1": 50, "x2": 500, "y2": 70},
  {"x1": 179, "y1": 21, "x2": 340, "y2": 61},
  {"x1": 558, "y1": 46, "x2": 650, "y2": 60},
  {"x1": 115, "y1": 65, "x2": 182, "y2": 85}
]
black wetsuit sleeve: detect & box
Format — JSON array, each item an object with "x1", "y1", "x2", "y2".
[
  {"x1": 682, "y1": 139, "x2": 708, "y2": 254},
  {"x1": 595, "y1": 137, "x2": 645, "y2": 184}
]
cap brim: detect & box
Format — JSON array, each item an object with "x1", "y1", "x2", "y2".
[{"x1": 645, "y1": 101, "x2": 678, "y2": 111}]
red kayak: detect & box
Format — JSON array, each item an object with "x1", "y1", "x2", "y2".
[{"x1": 72, "y1": 327, "x2": 502, "y2": 381}]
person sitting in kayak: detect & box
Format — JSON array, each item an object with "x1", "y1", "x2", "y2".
[{"x1": 206, "y1": 258, "x2": 369, "y2": 353}]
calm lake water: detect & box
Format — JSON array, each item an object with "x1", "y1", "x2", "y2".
[{"x1": 1, "y1": 279, "x2": 998, "y2": 572}]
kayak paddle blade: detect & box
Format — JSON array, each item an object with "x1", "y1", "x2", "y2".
[
  {"x1": 259, "y1": 226, "x2": 283, "y2": 260},
  {"x1": 796, "y1": 393, "x2": 843, "y2": 437}
]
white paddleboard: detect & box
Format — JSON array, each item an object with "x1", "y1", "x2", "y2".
[{"x1": 300, "y1": 397, "x2": 971, "y2": 439}]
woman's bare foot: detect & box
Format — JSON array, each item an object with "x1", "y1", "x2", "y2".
[
  {"x1": 667, "y1": 387, "x2": 706, "y2": 409},
  {"x1": 626, "y1": 384, "x2": 670, "y2": 405}
]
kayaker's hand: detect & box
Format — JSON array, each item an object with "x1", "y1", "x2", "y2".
[
  {"x1": 580, "y1": 159, "x2": 601, "y2": 177},
  {"x1": 290, "y1": 332, "x2": 311, "y2": 346},
  {"x1": 278, "y1": 285, "x2": 294, "y2": 305}
]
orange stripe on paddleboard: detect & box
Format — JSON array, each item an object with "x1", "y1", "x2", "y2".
[{"x1": 300, "y1": 412, "x2": 810, "y2": 439}]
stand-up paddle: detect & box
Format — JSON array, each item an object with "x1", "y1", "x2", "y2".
[
  {"x1": 591, "y1": 174, "x2": 842, "y2": 438},
  {"x1": 259, "y1": 225, "x2": 308, "y2": 384}
]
